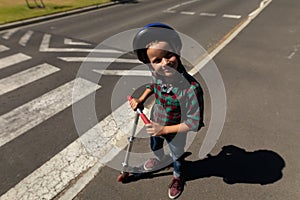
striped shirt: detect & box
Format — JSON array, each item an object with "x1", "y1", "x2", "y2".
[{"x1": 146, "y1": 66, "x2": 204, "y2": 132}]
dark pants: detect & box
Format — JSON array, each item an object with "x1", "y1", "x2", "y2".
[{"x1": 150, "y1": 133, "x2": 187, "y2": 178}]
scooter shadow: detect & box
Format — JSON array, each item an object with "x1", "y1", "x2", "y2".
[{"x1": 184, "y1": 145, "x2": 285, "y2": 185}]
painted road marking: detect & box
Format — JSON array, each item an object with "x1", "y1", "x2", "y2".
[
  {"x1": 19, "y1": 30, "x2": 34, "y2": 46},
  {"x1": 93, "y1": 69, "x2": 151, "y2": 76},
  {"x1": 0, "y1": 53, "x2": 31, "y2": 70},
  {"x1": 1, "y1": 29, "x2": 19, "y2": 40},
  {"x1": 0, "y1": 78, "x2": 101, "y2": 147},
  {"x1": 0, "y1": 45, "x2": 9, "y2": 52},
  {"x1": 58, "y1": 57, "x2": 141, "y2": 63},
  {"x1": 40, "y1": 34, "x2": 122, "y2": 53},
  {"x1": 0, "y1": 63, "x2": 60, "y2": 95},
  {"x1": 222, "y1": 14, "x2": 242, "y2": 19},
  {"x1": 1, "y1": 97, "x2": 147, "y2": 200},
  {"x1": 180, "y1": 11, "x2": 195, "y2": 15},
  {"x1": 163, "y1": 0, "x2": 199, "y2": 13},
  {"x1": 64, "y1": 38, "x2": 91, "y2": 46},
  {"x1": 200, "y1": 12, "x2": 217, "y2": 17}
]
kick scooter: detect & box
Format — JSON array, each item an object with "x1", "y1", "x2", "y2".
[{"x1": 117, "y1": 96, "x2": 150, "y2": 182}]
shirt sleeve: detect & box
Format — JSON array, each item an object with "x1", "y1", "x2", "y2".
[{"x1": 183, "y1": 82, "x2": 204, "y2": 131}]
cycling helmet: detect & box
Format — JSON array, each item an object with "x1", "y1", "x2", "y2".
[{"x1": 133, "y1": 22, "x2": 182, "y2": 63}]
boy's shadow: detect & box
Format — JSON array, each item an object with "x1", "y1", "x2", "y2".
[{"x1": 184, "y1": 145, "x2": 285, "y2": 185}]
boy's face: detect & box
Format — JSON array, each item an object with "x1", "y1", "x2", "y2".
[{"x1": 146, "y1": 41, "x2": 179, "y2": 77}]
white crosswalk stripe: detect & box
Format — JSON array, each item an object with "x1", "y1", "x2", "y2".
[
  {"x1": 40, "y1": 34, "x2": 122, "y2": 53},
  {"x1": 0, "y1": 45, "x2": 9, "y2": 52},
  {"x1": 93, "y1": 69, "x2": 151, "y2": 76},
  {"x1": 1, "y1": 29, "x2": 19, "y2": 40},
  {"x1": 64, "y1": 38, "x2": 91, "y2": 46},
  {"x1": 58, "y1": 56, "x2": 141, "y2": 63},
  {"x1": 0, "y1": 63, "x2": 60, "y2": 95},
  {"x1": 19, "y1": 30, "x2": 34, "y2": 47},
  {"x1": 0, "y1": 77, "x2": 101, "y2": 147},
  {"x1": 0, "y1": 53, "x2": 31, "y2": 70}
]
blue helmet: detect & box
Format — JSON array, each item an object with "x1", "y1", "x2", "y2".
[{"x1": 133, "y1": 22, "x2": 182, "y2": 63}]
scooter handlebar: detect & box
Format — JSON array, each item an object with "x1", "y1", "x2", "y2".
[{"x1": 127, "y1": 95, "x2": 150, "y2": 124}]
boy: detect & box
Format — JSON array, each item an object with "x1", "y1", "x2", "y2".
[{"x1": 130, "y1": 23, "x2": 204, "y2": 199}]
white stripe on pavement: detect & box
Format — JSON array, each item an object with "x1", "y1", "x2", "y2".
[
  {"x1": 222, "y1": 14, "x2": 242, "y2": 19},
  {"x1": 2, "y1": 29, "x2": 19, "y2": 40},
  {"x1": 64, "y1": 38, "x2": 91, "y2": 46},
  {"x1": 40, "y1": 34, "x2": 122, "y2": 53},
  {"x1": 0, "y1": 53, "x2": 31, "y2": 70},
  {"x1": 58, "y1": 57, "x2": 141, "y2": 63},
  {"x1": 19, "y1": 30, "x2": 34, "y2": 46},
  {"x1": 180, "y1": 11, "x2": 195, "y2": 15},
  {"x1": 0, "y1": 45, "x2": 9, "y2": 52},
  {"x1": 0, "y1": 98, "x2": 147, "y2": 200},
  {"x1": 163, "y1": 0, "x2": 199, "y2": 13},
  {"x1": 200, "y1": 12, "x2": 217, "y2": 17},
  {"x1": 0, "y1": 78, "x2": 101, "y2": 147},
  {"x1": 0, "y1": 63, "x2": 60, "y2": 95},
  {"x1": 93, "y1": 69, "x2": 151, "y2": 76}
]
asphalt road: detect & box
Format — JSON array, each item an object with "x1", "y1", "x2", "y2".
[{"x1": 0, "y1": 0, "x2": 299, "y2": 199}]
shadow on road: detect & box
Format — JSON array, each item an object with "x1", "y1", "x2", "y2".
[
  {"x1": 121, "y1": 145, "x2": 285, "y2": 185},
  {"x1": 184, "y1": 145, "x2": 285, "y2": 185}
]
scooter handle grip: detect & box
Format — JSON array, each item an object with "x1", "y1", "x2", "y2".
[
  {"x1": 127, "y1": 95, "x2": 150, "y2": 124},
  {"x1": 127, "y1": 95, "x2": 133, "y2": 101}
]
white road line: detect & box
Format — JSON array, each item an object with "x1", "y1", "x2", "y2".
[
  {"x1": 190, "y1": 0, "x2": 273, "y2": 158},
  {"x1": 0, "y1": 63, "x2": 60, "y2": 95},
  {"x1": 19, "y1": 30, "x2": 34, "y2": 46},
  {"x1": 93, "y1": 69, "x2": 151, "y2": 76},
  {"x1": 222, "y1": 14, "x2": 242, "y2": 19},
  {"x1": 0, "y1": 53, "x2": 31, "y2": 70},
  {"x1": 0, "y1": 139, "x2": 98, "y2": 200},
  {"x1": 180, "y1": 11, "x2": 195, "y2": 15},
  {"x1": 0, "y1": 78, "x2": 101, "y2": 147},
  {"x1": 0, "y1": 45, "x2": 9, "y2": 52},
  {"x1": 1, "y1": 97, "x2": 147, "y2": 200},
  {"x1": 200, "y1": 12, "x2": 217, "y2": 17},
  {"x1": 163, "y1": 10, "x2": 176, "y2": 13},
  {"x1": 2, "y1": 29, "x2": 19, "y2": 40},
  {"x1": 64, "y1": 38, "x2": 91, "y2": 46},
  {"x1": 40, "y1": 34, "x2": 122, "y2": 53},
  {"x1": 163, "y1": 0, "x2": 199, "y2": 13},
  {"x1": 58, "y1": 57, "x2": 141, "y2": 63}
]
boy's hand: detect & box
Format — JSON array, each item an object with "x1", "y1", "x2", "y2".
[
  {"x1": 145, "y1": 121, "x2": 165, "y2": 136},
  {"x1": 129, "y1": 98, "x2": 143, "y2": 111}
]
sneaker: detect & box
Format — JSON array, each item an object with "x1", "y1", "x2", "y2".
[
  {"x1": 168, "y1": 177, "x2": 184, "y2": 199},
  {"x1": 143, "y1": 158, "x2": 160, "y2": 171}
]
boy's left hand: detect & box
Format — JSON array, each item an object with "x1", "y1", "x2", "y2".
[{"x1": 145, "y1": 121, "x2": 164, "y2": 136}]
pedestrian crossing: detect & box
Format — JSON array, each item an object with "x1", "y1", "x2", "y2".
[
  {"x1": 0, "y1": 77, "x2": 100, "y2": 147},
  {"x1": 0, "y1": 29, "x2": 141, "y2": 199}
]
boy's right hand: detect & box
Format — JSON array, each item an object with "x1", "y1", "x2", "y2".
[{"x1": 129, "y1": 98, "x2": 143, "y2": 111}]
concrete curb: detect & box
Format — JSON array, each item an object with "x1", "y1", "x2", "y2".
[{"x1": 0, "y1": 1, "x2": 125, "y2": 31}]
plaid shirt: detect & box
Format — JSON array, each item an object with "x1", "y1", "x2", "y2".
[{"x1": 146, "y1": 67, "x2": 204, "y2": 132}]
